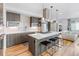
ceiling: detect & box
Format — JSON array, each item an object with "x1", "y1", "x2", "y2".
[
  {"x1": 5, "y1": 3, "x2": 79, "y2": 19},
  {"x1": 5, "y1": 3, "x2": 43, "y2": 17},
  {"x1": 55, "y1": 3, "x2": 79, "y2": 18}
]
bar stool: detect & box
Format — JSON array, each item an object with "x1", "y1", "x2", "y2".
[
  {"x1": 49, "y1": 37, "x2": 59, "y2": 54},
  {"x1": 58, "y1": 34, "x2": 64, "y2": 47},
  {"x1": 54, "y1": 37, "x2": 61, "y2": 47},
  {"x1": 51, "y1": 36, "x2": 63, "y2": 48},
  {"x1": 40, "y1": 41, "x2": 51, "y2": 56}
]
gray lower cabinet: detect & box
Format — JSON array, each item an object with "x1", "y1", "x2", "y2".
[
  {"x1": 0, "y1": 39, "x2": 3, "y2": 49},
  {"x1": 6, "y1": 34, "x2": 14, "y2": 47},
  {"x1": 6, "y1": 34, "x2": 28, "y2": 48},
  {"x1": 0, "y1": 38, "x2": 3, "y2": 56},
  {"x1": 6, "y1": 34, "x2": 19, "y2": 47}
]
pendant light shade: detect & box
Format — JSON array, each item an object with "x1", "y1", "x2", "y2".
[{"x1": 50, "y1": 5, "x2": 53, "y2": 20}]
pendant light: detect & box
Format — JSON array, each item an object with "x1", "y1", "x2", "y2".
[
  {"x1": 42, "y1": 3, "x2": 47, "y2": 22},
  {"x1": 42, "y1": 3, "x2": 49, "y2": 22},
  {"x1": 56, "y1": 9, "x2": 59, "y2": 20},
  {"x1": 50, "y1": 6, "x2": 53, "y2": 20},
  {"x1": 49, "y1": 5, "x2": 53, "y2": 22},
  {"x1": 42, "y1": 3, "x2": 45, "y2": 21}
]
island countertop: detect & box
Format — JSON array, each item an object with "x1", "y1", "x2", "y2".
[{"x1": 28, "y1": 31, "x2": 61, "y2": 40}]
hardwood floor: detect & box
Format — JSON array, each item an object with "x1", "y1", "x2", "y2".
[
  {"x1": 5, "y1": 43, "x2": 32, "y2": 56},
  {"x1": 5, "y1": 39, "x2": 79, "y2": 56}
]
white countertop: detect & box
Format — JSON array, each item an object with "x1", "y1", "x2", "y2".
[
  {"x1": 28, "y1": 31, "x2": 60, "y2": 40},
  {"x1": 5, "y1": 30, "x2": 36, "y2": 35},
  {"x1": 0, "y1": 29, "x2": 36, "y2": 35},
  {"x1": 4, "y1": 27, "x2": 37, "y2": 35}
]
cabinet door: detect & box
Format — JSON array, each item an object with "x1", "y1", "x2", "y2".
[
  {"x1": 6, "y1": 34, "x2": 17, "y2": 47},
  {"x1": 14, "y1": 13, "x2": 20, "y2": 21},
  {"x1": 0, "y1": 40, "x2": 3, "y2": 49},
  {"x1": 11, "y1": 34, "x2": 17, "y2": 46},
  {"x1": 6, "y1": 35, "x2": 12, "y2": 47},
  {"x1": 20, "y1": 34, "x2": 27, "y2": 43},
  {"x1": 15, "y1": 34, "x2": 21, "y2": 44},
  {"x1": 10, "y1": 34, "x2": 22, "y2": 46},
  {"x1": 0, "y1": 3, "x2": 3, "y2": 19},
  {"x1": 30, "y1": 17, "x2": 41, "y2": 27},
  {"x1": 6, "y1": 34, "x2": 29, "y2": 48},
  {"x1": 16, "y1": 34, "x2": 26, "y2": 44},
  {"x1": 7, "y1": 12, "x2": 20, "y2": 21},
  {"x1": 6, "y1": 12, "x2": 15, "y2": 21},
  {"x1": 6, "y1": 12, "x2": 20, "y2": 27}
]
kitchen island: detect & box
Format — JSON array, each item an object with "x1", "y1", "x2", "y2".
[{"x1": 27, "y1": 32, "x2": 60, "y2": 56}]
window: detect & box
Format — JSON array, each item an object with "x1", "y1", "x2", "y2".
[
  {"x1": 71, "y1": 22, "x2": 76, "y2": 31},
  {"x1": 76, "y1": 22, "x2": 79, "y2": 30},
  {"x1": 71, "y1": 21, "x2": 79, "y2": 31}
]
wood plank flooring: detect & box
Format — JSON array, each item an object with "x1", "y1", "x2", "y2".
[
  {"x1": 5, "y1": 39, "x2": 79, "y2": 56},
  {"x1": 5, "y1": 43, "x2": 32, "y2": 56}
]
